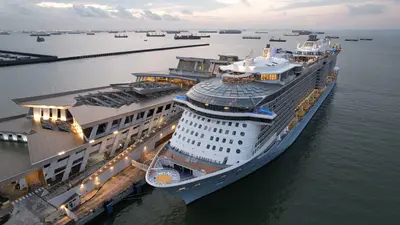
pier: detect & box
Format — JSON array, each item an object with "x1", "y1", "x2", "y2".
[
  {"x1": 6, "y1": 116, "x2": 179, "y2": 225},
  {"x1": 0, "y1": 43, "x2": 210, "y2": 67}
]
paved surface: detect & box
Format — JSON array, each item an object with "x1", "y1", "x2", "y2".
[{"x1": 54, "y1": 146, "x2": 162, "y2": 225}]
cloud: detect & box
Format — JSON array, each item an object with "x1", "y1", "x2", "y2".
[
  {"x1": 273, "y1": 0, "x2": 365, "y2": 11},
  {"x1": 141, "y1": 10, "x2": 162, "y2": 20},
  {"x1": 112, "y1": 5, "x2": 136, "y2": 19},
  {"x1": 181, "y1": 9, "x2": 193, "y2": 15},
  {"x1": 162, "y1": 14, "x2": 180, "y2": 21},
  {"x1": 72, "y1": 4, "x2": 111, "y2": 18},
  {"x1": 347, "y1": 4, "x2": 386, "y2": 15},
  {"x1": 241, "y1": 0, "x2": 251, "y2": 7}
]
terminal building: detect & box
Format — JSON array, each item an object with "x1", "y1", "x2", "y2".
[{"x1": 0, "y1": 54, "x2": 238, "y2": 202}]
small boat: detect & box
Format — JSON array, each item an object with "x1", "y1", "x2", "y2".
[
  {"x1": 50, "y1": 32, "x2": 62, "y2": 35},
  {"x1": 146, "y1": 32, "x2": 165, "y2": 37},
  {"x1": 109, "y1": 31, "x2": 119, "y2": 33},
  {"x1": 255, "y1": 31, "x2": 268, "y2": 34},
  {"x1": 30, "y1": 32, "x2": 50, "y2": 36},
  {"x1": 115, "y1": 34, "x2": 128, "y2": 38},
  {"x1": 325, "y1": 36, "x2": 339, "y2": 39},
  {"x1": 283, "y1": 33, "x2": 299, "y2": 36},
  {"x1": 345, "y1": 38, "x2": 358, "y2": 42},
  {"x1": 174, "y1": 34, "x2": 201, "y2": 40},
  {"x1": 0, "y1": 31, "x2": 11, "y2": 35},
  {"x1": 270, "y1": 37, "x2": 286, "y2": 42},
  {"x1": 242, "y1": 36, "x2": 261, "y2": 39},
  {"x1": 37, "y1": 36, "x2": 45, "y2": 42},
  {"x1": 86, "y1": 32, "x2": 95, "y2": 35},
  {"x1": 198, "y1": 30, "x2": 218, "y2": 33},
  {"x1": 359, "y1": 38, "x2": 373, "y2": 41}
]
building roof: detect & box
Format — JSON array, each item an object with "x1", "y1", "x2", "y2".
[
  {"x1": 27, "y1": 121, "x2": 85, "y2": 164},
  {"x1": 0, "y1": 141, "x2": 32, "y2": 184},
  {"x1": 13, "y1": 86, "x2": 111, "y2": 108},
  {"x1": 0, "y1": 115, "x2": 32, "y2": 134},
  {"x1": 69, "y1": 90, "x2": 186, "y2": 128},
  {"x1": 186, "y1": 78, "x2": 281, "y2": 108}
]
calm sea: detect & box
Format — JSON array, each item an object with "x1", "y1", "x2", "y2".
[{"x1": 1, "y1": 30, "x2": 400, "y2": 225}]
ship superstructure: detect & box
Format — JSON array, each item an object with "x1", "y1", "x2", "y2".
[{"x1": 146, "y1": 34, "x2": 341, "y2": 204}]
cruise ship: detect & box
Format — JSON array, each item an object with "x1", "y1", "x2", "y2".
[{"x1": 146, "y1": 34, "x2": 342, "y2": 204}]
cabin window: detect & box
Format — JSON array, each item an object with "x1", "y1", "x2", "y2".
[
  {"x1": 238, "y1": 140, "x2": 243, "y2": 145},
  {"x1": 236, "y1": 149, "x2": 241, "y2": 154},
  {"x1": 240, "y1": 132, "x2": 245, "y2": 136},
  {"x1": 207, "y1": 144, "x2": 210, "y2": 149},
  {"x1": 226, "y1": 148, "x2": 231, "y2": 153}
]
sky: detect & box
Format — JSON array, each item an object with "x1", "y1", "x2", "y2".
[{"x1": 0, "y1": 0, "x2": 400, "y2": 30}]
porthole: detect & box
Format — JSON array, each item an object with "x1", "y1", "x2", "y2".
[
  {"x1": 236, "y1": 149, "x2": 241, "y2": 154},
  {"x1": 226, "y1": 148, "x2": 231, "y2": 153},
  {"x1": 238, "y1": 140, "x2": 243, "y2": 145},
  {"x1": 240, "y1": 132, "x2": 245, "y2": 136},
  {"x1": 242, "y1": 123, "x2": 247, "y2": 128}
]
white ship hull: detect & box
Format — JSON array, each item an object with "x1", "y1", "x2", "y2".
[{"x1": 159, "y1": 78, "x2": 337, "y2": 204}]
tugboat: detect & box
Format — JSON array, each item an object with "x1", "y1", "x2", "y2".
[
  {"x1": 174, "y1": 34, "x2": 201, "y2": 40},
  {"x1": 269, "y1": 37, "x2": 286, "y2": 42},
  {"x1": 115, "y1": 34, "x2": 128, "y2": 38},
  {"x1": 146, "y1": 32, "x2": 166, "y2": 37},
  {"x1": 37, "y1": 36, "x2": 45, "y2": 42}
]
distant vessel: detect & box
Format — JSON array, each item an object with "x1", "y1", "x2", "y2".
[
  {"x1": 359, "y1": 38, "x2": 373, "y2": 41},
  {"x1": 174, "y1": 34, "x2": 201, "y2": 40},
  {"x1": 36, "y1": 37, "x2": 45, "y2": 42},
  {"x1": 219, "y1": 30, "x2": 242, "y2": 34},
  {"x1": 115, "y1": 34, "x2": 128, "y2": 38},
  {"x1": 199, "y1": 30, "x2": 218, "y2": 33},
  {"x1": 30, "y1": 32, "x2": 50, "y2": 37},
  {"x1": 109, "y1": 31, "x2": 119, "y2": 33},
  {"x1": 193, "y1": 34, "x2": 210, "y2": 38},
  {"x1": 86, "y1": 32, "x2": 95, "y2": 35},
  {"x1": 283, "y1": 33, "x2": 300, "y2": 36},
  {"x1": 345, "y1": 38, "x2": 358, "y2": 42},
  {"x1": 326, "y1": 36, "x2": 339, "y2": 39},
  {"x1": 0, "y1": 31, "x2": 11, "y2": 35},
  {"x1": 146, "y1": 32, "x2": 166, "y2": 37},
  {"x1": 165, "y1": 30, "x2": 181, "y2": 34},
  {"x1": 292, "y1": 30, "x2": 312, "y2": 35},
  {"x1": 50, "y1": 32, "x2": 62, "y2": 35},
  {"x1": 135, "y1": 30, "x2": 156, "y2": 33},
  {"x1": 270, "y1": 37, "x2": 286, "y2": 42},
  {"x1": 242, "y1": 36, "x2": 261, "y2": 39},
  {"x1": 255, "y1": 31, "x2": 268, "y2": 34},
  {"x1": 67, "y1": 31, "x2": 82, "y2": 34},
  {"x1": 314, "y1": 31, "x2": 325, "y2": 34}
]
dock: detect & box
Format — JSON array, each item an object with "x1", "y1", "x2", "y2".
[{"x1": 0, "y1": 43, "x2": 210, "y2": 67}]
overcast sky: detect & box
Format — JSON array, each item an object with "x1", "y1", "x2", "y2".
[{"x1": 0, "y1": 0, "x2": 399, "y2": 30}]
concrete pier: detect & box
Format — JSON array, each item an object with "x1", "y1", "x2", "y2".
[{"x1": 0, "y1": 43, "x2": 210, "y2": 67}]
